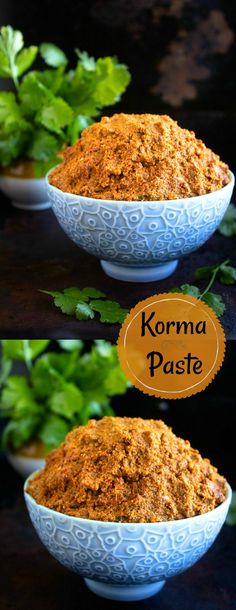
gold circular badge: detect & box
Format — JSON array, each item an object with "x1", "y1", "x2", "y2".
[{"x1": 117, "y1": 293, "x2": 225, "y2": 399}]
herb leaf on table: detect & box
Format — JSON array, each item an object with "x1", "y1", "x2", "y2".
[
  {"x1": 169, "y1": 259, "x2": 236, "y2": 317},
  {"x1": 40, "y1": 287, "x2": 128, "y2": 324}
]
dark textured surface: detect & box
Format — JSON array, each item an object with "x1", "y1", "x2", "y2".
[
  {"x1": 0, "y1": 190, "x2": 236, "y2": 339},
  {"x1": 0, "y1": 455, "x2": 236, "y2": 610}
]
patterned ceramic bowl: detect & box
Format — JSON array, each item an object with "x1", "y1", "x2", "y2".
[
  {"x1": 47, "y1": 172, "x2": 234, "y2": 282},
  {"x1": 24, "y1": 475, "x2": 231, "y2": 602}
]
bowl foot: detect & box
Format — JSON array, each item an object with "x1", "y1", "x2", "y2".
[
  {"x1": 100, "y1": 259, "x2": 178, "y2": 282},
  {"x1": 84, "y1": 579, "x2": 165, "y2": 601},
  {"x1": 11, "y1": 200, "x2": 51, "y2": 211}
]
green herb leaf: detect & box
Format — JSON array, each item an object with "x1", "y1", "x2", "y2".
[
  {"x1": 1, "y1": 376, "x2": 40, "y2": 418},
  {"x1": 201, "y1": 292, "x2": 225, "y2": 317},
  {"x1": 38, "y1": 414, "x2": 70, "y2": 451},
  {"x1": 67, "y1": 114, "x2": 93, "y2": 144},
  {"x1": 195, "y1": 260, "x2": 236, "y2": 286},
  {"x1": 170, "y1": 284, "x2": 201, "y2": 298},
  {"x1": 19, "y1": 72, "x2": 52, "y2": 112},
  {"x1": 27, "y1": 128, "x2": 60, "y2": 161},
  {"x1": 218, "y1": 264, "x2": 236, "y2": 285},
  {"x1": 76, "y1": 302, "x2": 95, "y2": 320},
  {"x1": 81, "y1": 287, "x2": 106, "y2": 299},
  {"x1": 75, "y1": 49, "x2": 96, "y2": 71},
  {"x1": 105, "y1": 366, "x2": 130, "y2": 396},
  {"x1": 49, "y1": 382, "x2": 83, "y2": 421},
  {"x1": 90, "y1": 299, "x2": 129, "y2": 323},
  {"x1": 15, "y1": 46, "x2": 38, "y2": 76},
  {"x1": 40, "y1": 290, "x2": 79, "y2": 315},
  {"x1": 1, "y1": 416, "x2": 39, "y2": 450},
  {"x1": 218, "y1": 205, "x2": 236, "y2": 237},
  {"x1": 40, "y1": 43, "x2": 68, "y2": 68},
  {"x1": 57, "y1": 340, "x2": 84, "y2": 352},
  {"x1": 36, "y1": 96, "x2": 73, "y2": 134},
  {"x1": 0, "y1": 25, "x2": 23, "y2": 84},
  {"x1": 1, "y1": 339, "x2": 49, "y2": 362}
]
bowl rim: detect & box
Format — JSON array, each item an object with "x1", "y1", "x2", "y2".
[
  {"x1": 24, "y1": 471, "x2": 232, "y2": 528},
  {"x1": 46, "y1": 170, "x2": 235, "y2": 205}
]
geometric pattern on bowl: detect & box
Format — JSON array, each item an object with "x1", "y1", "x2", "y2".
[
  {"x1": 47, "y1": 173, "x2": 234, "y2": 268},
  {"x1": 24, "y1": 482, "x2": 231, "y2": 586}
]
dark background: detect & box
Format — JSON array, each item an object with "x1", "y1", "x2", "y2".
[{"x1": 1, "y1": 0, "x2": 236, "y2": 170}]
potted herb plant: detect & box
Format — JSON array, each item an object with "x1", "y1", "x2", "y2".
[
  {"x1": 0, "y1": 25, "x2": 130, "y2": 210},
  {"x1": 0, "y1": 339, "x2": 130, "y2": 477}
]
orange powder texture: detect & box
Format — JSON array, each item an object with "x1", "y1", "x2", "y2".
[
  {"x1": 27, "y1": 417, "x2": 226, "y2": 523},
  {"x1": 49, "y1": 113, "x2": 230, "y2": 201}
]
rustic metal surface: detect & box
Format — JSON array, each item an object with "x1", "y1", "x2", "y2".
[
  {"x1": 0, "y1": 456, "x2": 235, "y2": 610},
  {"x1": 0, "y1": 192, "x2": 236, "y2": 339}
]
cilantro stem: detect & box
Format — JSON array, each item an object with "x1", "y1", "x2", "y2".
[{"x1": 199, "y1": 259, "x2": 229, "y2": 300}]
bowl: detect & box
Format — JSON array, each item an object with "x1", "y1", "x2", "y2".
[
  {"x1": 47, "y1": 172, "x2": 234, "y2": 283},
  {"x1": 0, "y1": 175, "x2": 51, "y2": 210},
  {"x1": 24, "y1": 474, "x2": 231, "y2": 602},
  {"x1": 7, "y1": 452, "x2": 45, "y2": 478}
]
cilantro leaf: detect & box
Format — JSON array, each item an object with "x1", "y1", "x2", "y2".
[
  {"x1": 41, "y1": 290, "x2": 79, "y2": 315},
  {"x1": 105, "y1": 366, "x2": 130, "y2": 396},
  {"x1": 63, "y1": 287, "x2": 90, "y2": 300},
  {"x1": 201, "y1": 292, "x2": 225, "y2": 317},
  {"x1": 218, "y1": 264, "x2": 236, "y2": 285},
  {"x1": 18, "y1": 72, "x2": 52, "y2": 112},
  {"x1": 57, "y1": 340, "x2": 84, "y2": 352},
  {"x1": 170, "y1": 284, "x2": 201, "y2": 298},
  {"x1": 82, "y1": 287, "x2": 106, "y2": 299},
  {"x1": 15, "y1": 46, "x2": 38, "y2": 76},
  {"x1": 90, "y1": 299, "x2": 129, "y2": 323},
  {"x1": 49, "y1": 382, "x2": 83, "y2": 421},
  {"x1": 1, "y1": 376, "x2": 40, "y2": 418},
  {"x1": 36, "y1": 96, "x2": 73, "y2": 134},
  {"x1": 218, "y1": 205, "x2": 236, "y2": 237},
  {"x1": 38, "y1": 414, "x2": 70, "y2": 451},
  {"x1": 0, "y1": 25, "x2": 23, "y2": 83},
  {"x1": 195, "y1": 261, "x2": 236, "y2": 286},
  {"x1": 40, "y1": 43, "x2": 68, "y2": 68},
  {"x1": 1, "y1": 339, "x2": 49, "y2": 362},
  {"x1": 27, "y1": 129, "x2": 60, "y2": 161},
  {"x1": 76, "y1": 302, "x2": 95, "y2": 320},
  {"x1": 1, "y1": 416, "x2": 40, "y2": 450},
  {"x1": 75, "y1": 49, "x2": 96, "y2": 71},
  {"x1": 41, "y1": 287, "x2": 112, "y2": 321}
]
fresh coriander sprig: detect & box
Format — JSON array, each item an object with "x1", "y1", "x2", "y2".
[
  {"x1": 40, "y1": 287, "x2": 129, "y2": 324},
  {"x1": 0, "y1": 339, "x2": 130, "y2": 453},
  {"x1": 170, "y1": 259, "x2": 236, "y2": 317},
  {"x1": 0, "y1": 25, "x2": 131, "y2": 172}
]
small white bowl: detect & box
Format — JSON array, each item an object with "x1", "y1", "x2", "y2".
[
  {"x1": 47, "y1": 172, "x2": 234, "y2": 282},
  {"x1": 0, "y1": 175, "x2": 51, "y2": 210},
  {"x1": 24, "y1": 473, "x2": 231, "y2": 602},
  {"x1": 7, "y1": 452, "x2": 45, "y2": 478}
]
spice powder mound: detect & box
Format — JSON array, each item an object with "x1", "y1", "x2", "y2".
[
  {"x1": 49, "y1": 113, "x2": 230, "y2": 201},
  {"x1": 27, "y1": 417, "x2": 227, "y2": 523}
]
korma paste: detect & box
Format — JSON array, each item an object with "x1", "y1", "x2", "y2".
[
  {"x1": 27, "y1": 417, "x2": 226, "y2": 523},
  {"x1": 49, "y1": 114, "x2": 230, "y2": 201}
]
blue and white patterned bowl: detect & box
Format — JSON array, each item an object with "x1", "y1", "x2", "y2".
[
  {"x1": 24, "y1": 475, "x2": 231, "y2": 602},
  {"x1": 47, "y1": 172, "x2": 234, "y2": 282}
]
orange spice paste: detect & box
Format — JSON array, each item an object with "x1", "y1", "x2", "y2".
[
  {"x1": 27, "y1": 417, "x2": 226, "y2": 523},
  {"x1": 49, "y1": 114, "x2": 230, "y2": 201}
]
